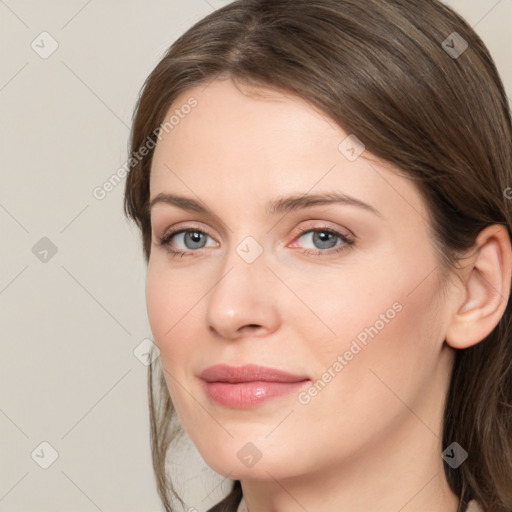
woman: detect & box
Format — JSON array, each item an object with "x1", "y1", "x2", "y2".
[{"x1": 124, "y1": 0, "x2": 512, "y2": 510}]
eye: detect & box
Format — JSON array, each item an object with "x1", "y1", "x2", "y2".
[
  {"x1": 160, "y1": 228, "x2": 218, "y2": 255},
  {"x1": 291, "y1": 227, "x2": 354, "y2": 255},
  {"x1": 299, "y1": 230, "x2": 339, "y2": 250}
]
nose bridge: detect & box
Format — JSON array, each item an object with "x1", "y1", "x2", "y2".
[
  {"x1": 205, "y1": 235, "x2": 279, "y2": 338},
  {"x1": 216, "y1": 232, "x2": 268, "y2": 292}
]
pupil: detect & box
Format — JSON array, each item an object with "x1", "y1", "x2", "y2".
[
  {"x1": 313, "y1": 231, "x2": 337, "y2": 249},
  {"x1": 185, "y1": 231, "x2": 206, "y2": 249}
]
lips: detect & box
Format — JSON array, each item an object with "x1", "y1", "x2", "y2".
[{"x1": 199, "y1": 364, "x2": 310, "y2": 408}]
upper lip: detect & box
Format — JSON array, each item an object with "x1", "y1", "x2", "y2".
[{"x1": 199, "y1": 364, "x2": 310, "y2": 383}]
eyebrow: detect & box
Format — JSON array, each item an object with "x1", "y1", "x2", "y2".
[
  {"x1": 149, "y1": 192, "x2": 382, "y2": 218},
  {"x1": 267, "y1": 192, "x2": 382, "y2": 217}
]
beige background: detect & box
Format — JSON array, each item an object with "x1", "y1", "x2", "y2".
[{"x1": 0, "y1": 1, "x2": 510, "y2": 511}]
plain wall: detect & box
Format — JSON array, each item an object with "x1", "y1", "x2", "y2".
[{"x1": 0, "y1": 1, "x2": 510, "y2": 511}]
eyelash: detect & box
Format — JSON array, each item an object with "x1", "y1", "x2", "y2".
[
  {"x1": 159, "y1": 228, "x2": 212, "y2": 259},
  {"x1": 158, "y1": 226, "x2": 355, "y2": 258},
  {"x1": 293, "y1": 226, "x2": 355, "y2": 256}
]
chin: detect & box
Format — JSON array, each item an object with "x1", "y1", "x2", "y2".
[{"x1": 195, "y1": 439, "x2": 305, "y2": 482}]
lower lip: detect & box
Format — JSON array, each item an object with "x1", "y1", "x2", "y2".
[{"x1": 203, "y1": 380, "x2": 310, "y2": 408}]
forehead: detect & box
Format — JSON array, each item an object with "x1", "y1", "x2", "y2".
[
  {"x1": 153, "y1": 78, "x2": 339, "y2": 165},
  {"x1": 149, "y1": 78, "x2": 428, "y2": 225}
]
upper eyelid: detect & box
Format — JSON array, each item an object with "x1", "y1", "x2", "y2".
[
  {"x1": 151, "y1": 210, "x2": 230, "y2": 239},
  {"x1": 295, "y1": 225, "x2": 350, "y2": 236},
  {"x1": 291, "y1": 227, "x2": 354, "y2": 246},
  {"x1": 293, "y1": 221, "x2": 355, "y2": 239},
  {"x1": 160, "y1": 225, "x2": 352, "y2": 248},
  {"x1": 160, "y1": 226, "x2": 216, "y2": 244},
  {"x1": 159, "y1": 223, "x2": 348, "y2": 236},
  {"x1": 150, "y1": 200, "x2": 368, "y2": 236},
  {"x1": 158, "y1": 222, "x2": 214, "y2": 238},
  {"x1": 151, "y1": 217, "x2": 231, "y2": 241}
]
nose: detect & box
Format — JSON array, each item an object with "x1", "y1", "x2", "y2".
[{"x1": 205, "y1": 249, "x2": 281, "y2": 340}]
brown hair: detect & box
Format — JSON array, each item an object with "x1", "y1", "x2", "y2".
[{"x1": 124, "y1": 0, "x2": 512, "y2": 510}]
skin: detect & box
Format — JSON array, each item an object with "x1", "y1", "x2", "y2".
[{"x1": 146, "y1": 77, "x2": 511, "y2": 512}]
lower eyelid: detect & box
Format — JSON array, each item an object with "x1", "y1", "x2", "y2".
[
  {"x1": 165, "y1": 230, "x2": 220, "y2": 251},
  {"x1": 159, "y1": 226, "x2": 353, "y2": 254}
]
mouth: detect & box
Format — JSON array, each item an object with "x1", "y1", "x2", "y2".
[{"x1": 199, "y1": 364, "x2": 311, "y2": 409}]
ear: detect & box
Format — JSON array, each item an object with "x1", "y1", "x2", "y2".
[{"x1": 445, "y1": 224, "x2": 512, "y2": 349}]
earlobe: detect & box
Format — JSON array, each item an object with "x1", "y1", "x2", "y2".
[{"x1": 445, "y1": 225, "x2": 512, "y2": 350}]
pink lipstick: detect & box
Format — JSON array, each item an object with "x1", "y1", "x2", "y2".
[{"x1": 199, "y1": 364, "x2": 310, "y2": 408}]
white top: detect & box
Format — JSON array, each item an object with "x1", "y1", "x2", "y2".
[
  {"x1": 236, "y1": 497, "x2": 483, "y2": 511},
  {"x1": 467, "y1": 500, "x2": 484, "y2": 512}
]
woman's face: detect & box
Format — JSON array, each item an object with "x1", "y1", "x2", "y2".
[{"x1": 147, "y1": 78, "x2": 456, "y2": 481}]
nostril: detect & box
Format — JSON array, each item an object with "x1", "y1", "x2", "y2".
[{"x1": 240, "y1": 324, "x2": 263, "y2": 333}]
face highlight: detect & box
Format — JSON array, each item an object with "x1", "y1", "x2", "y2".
[{"x1": 146, "y1": 78, "x2": 456, "y2": 485}]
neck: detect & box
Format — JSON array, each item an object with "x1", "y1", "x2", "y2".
[
  {"x1": 241, "y1": 441, "x2": 459, "y2": 511},
  {"x1": 240, "y1": 404, "x2": 460, "y2": 512}
]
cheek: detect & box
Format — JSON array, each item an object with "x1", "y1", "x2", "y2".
[
  {"x1": 146, "y1": 264, "x2": 173, "y2": 342},
  {"x1": 280, "y1": 281, "x2": 443, "y2": 476},
  {"x1": 287, "y1": 242, "x2": 444, "y2": 395},
  {"x1": 146, "y1": 263, "x2": 203, "y2": 418},
  {"x1": 298, "y1": 259, "x2": 444, "y2": 429},
  {"x1": 145, "y1": 262, "x2": 200, "y2": 362}
]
